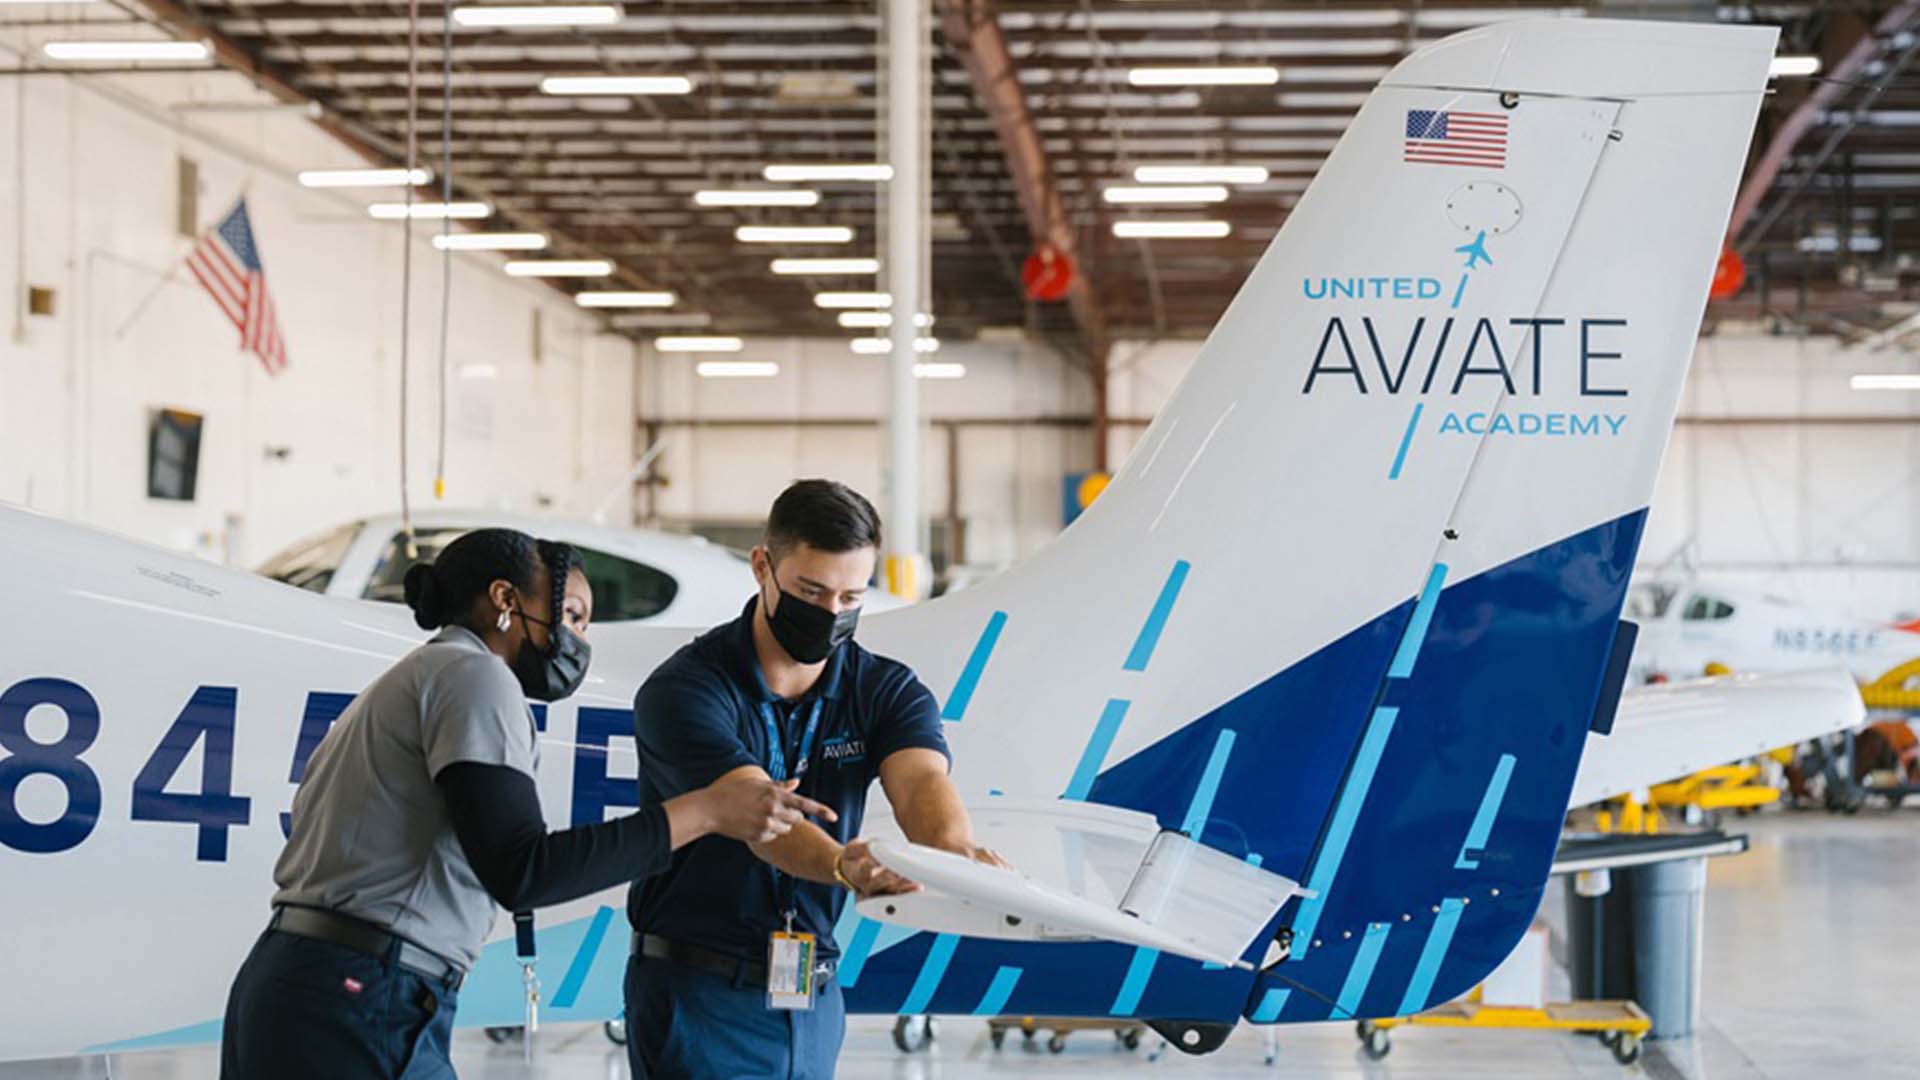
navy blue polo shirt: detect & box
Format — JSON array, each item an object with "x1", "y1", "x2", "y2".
[{"x1": 626, "y1": 598, "x2": 950, "y2": 962}]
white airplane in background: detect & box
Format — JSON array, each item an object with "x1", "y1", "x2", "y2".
[
  {"x1": 0, "y1": 17, "x2": 1864, "y2": 1065},
  {"x1": 1626, "y1": 577, "x2": 1920, "y2": 683},
  {"x1": 253, "y1": 509, "x2": 905, "y2": 627}
]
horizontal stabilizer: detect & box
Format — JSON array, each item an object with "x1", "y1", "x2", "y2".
[
  {"x1": 1569, "y1": 668, "x2": 1865, "y2": 806},
  {"x1": 859, "y1": 798, "x2": 1306, "y2": 969}
]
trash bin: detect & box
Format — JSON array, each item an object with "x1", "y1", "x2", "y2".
[
  {"x1": 1628, "y1": 856, "x2": 1706, "y2": 1039},
  {"x1": 1565, "y1": 868, "x2": 1637, "y2": 1001}
]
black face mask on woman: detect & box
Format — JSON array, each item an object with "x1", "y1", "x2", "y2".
[
  {"x1": 762, "y1": 579, "x2": 859, "y2": 664},
  {"x1": 511, "y1": 609, "x2": 592, "y2": 702}
]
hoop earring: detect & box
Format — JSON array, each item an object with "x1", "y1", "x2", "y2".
[{"x1": 496, "y1": 609, "x2": 512, "y2": 633}]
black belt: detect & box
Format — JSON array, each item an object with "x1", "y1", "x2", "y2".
[
  {"x1": 633, "y1": 933, "x2": 835, "y2": 988},
  {"x1": 271, "y1": 905, "x2": 465, "y2": 991}
]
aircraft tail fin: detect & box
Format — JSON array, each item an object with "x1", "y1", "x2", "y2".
[{"x1": 848, "y1": 17, "x2": 1775, "y2": 1023}]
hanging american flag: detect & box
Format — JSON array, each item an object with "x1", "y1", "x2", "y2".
[
  {"x1": 1404, "y1": 109, "x2": 1509, "y2": 169},
  {"x1": 185, "y1": 197, "x2": 288, "y2": 375}
]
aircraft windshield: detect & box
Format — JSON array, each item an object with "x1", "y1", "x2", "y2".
[{"x1": 1624, "y1": 583, "x2": 1677, "y2": 620}]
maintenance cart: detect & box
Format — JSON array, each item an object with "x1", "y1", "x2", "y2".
[
  {"x1": 1357, "y1": 997, "x2": 1652, "y2": 1065},
  {"x1": 984, "y1": 1016, "x2": 1147, "y2": 1055}
]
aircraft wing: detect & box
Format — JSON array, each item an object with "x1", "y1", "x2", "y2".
[
  {"x1": 1568, "y1": 668, "x2": 1864, "y2": 807},
  {"x1": 858, "y1": 798, "x2": 1306, "y2": 969}
]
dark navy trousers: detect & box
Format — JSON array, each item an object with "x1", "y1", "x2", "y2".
[
  {"x1": 623, "y1": 953, "x2": 845, "y2": 1080},
  {"x1": 220, "y1": 929, "x2": 458, "y2": 1080}
]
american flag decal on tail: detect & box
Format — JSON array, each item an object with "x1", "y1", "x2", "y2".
[{"x1": 1404, "y1": 109, "x2": 1509, "y2": 169}]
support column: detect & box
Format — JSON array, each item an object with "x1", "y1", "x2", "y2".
[{"x1": 885, "y1": 0, "x2": 928, "y2": 599}]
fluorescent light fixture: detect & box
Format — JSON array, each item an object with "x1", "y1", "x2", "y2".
[
  {"x1": 656, "y1": 335, "x2": 743, "y2": 353},
  {"x1": 914, "y1": 362, "x2": 966, "y2": 380},
  {"x1": 1112, "y1": 220, "x2": 1233, "y2": 239},
  {"x1": 697, "y1": 361, "x2": 779, "y2": 379},
  {"x1": 540, "y1": 75, "x2": 692, "y2": 95},
  {"x1": 1127, "y1": 66, "x2": 1279, "y2": 87},
  {"x1": 838, "y1": 311, "x2": 933, "y2": 329},
  {"x1": 503, "y1": 259, "x2": 613, "y2": 277},
  {"x1": 613, "y1": 312, "x2": 710, "y2": 328},
  {"x1": 735, "y1": 225, "x2": 854, "y2": 244},
  {"x1": 432, "y1": 232, "x2": 548, "y2": 251},
  {"x1": 451, "y1": 4, "x2": 621, "y2": 27},
  {"x1": 763, "y1": 163, "x2": 893, "y2": 182},
  {"x1": 1276, "y1": 92, "x2": 1368, "y2": 108},
  {"x1": 299, "y1": 167, "x2": 430, "y2": 189},
  {"x1": 1851, "y1": 374, "x2": 1920, "y2": 391},
  {"x1": 458, "y1": 363, "x2": 498, "y2": 380},
  {"x1": 576, "y1": 291, "x2": 675, "y2": 308},
  {"x1": 1276, "y1": 65, "x2": 1391, "y2": 84},
  {"x1": 1103, "y1": 185, "x2": 1230, "y2": 204},
  {"x1": 772, "y1": 258, "x2": 879, "y2": 275},
  {"x1": 1134, "y1": 164, "x2": 1269, "y2": 184},
  {"x1": 368, "y1": 201, "x2": 491, "y2": 220},
  {"x1": 1798, "y1": 234, "x2": 1883, "y2": 253},
  {"x1": 694, "y1": 189, "x2": 820, "y2": 208},
  {"x1": 1771, "y1": 55, "x2": 1821, "y2": 78},
  {"x1": 850, "y1": 337, "x2": 940, "y2": 354},
  {"x1": 43, "y1": 40, "x2": 209, "y2": 62},
  {"x1": 814, "y1": 292, "x2": 890, "y2": 309}
]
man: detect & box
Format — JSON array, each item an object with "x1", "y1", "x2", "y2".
[{"x1": 623, "y1": 479, "x2": 1000, "y2": 1079}]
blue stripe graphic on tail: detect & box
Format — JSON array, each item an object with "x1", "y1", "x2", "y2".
[
  {"x1": 1455, "y1": 754, "x2": 1517, "y2": 870},
  {"x1": 941, "y1": 611, "x2": 1007, "y2": 721},
  {"x1": 1398, "y1": 897, "x2": 1467, "y2": 1015},
  {"x1": 841, "y1": 510, "x2": 1646, "y2": 1024},
  {"x1": 974, "y1": 967, "x2": 1023, "y2": 1016},
  {"x1": 1124, "y1": 560, "x2": 1191, "y2": 671}
]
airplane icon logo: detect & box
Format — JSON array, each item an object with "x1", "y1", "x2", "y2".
[{"x1": 1456, "y1": 230, "x2": 1493, "y2": 270}]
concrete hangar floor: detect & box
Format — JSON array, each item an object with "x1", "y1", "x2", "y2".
[{"x1": 6, "y1": 809, "x2": 1915, "y2": 1080}]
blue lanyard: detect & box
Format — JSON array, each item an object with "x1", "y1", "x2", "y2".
[
  {"x1": 760, "y1": 697, "x2": 826, "y2": 783},
  {"x1": 760, "y1": 696, "x2": 826, "y2": 926}
]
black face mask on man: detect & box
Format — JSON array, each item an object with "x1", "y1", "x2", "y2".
[
  {"x1": 761, "y1": 574, "x2": 859, "y2": 664},
  {"x1": 511, "y1": 608, "x2": 592, "y2": 702}
]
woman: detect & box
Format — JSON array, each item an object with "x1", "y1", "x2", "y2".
[{"x1": 220, "y1": 528, "x2": 831, "y2": 1079}]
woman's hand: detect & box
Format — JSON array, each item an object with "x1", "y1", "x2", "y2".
[{"x1": 695, "y1": 775, "x2": 836, "y2": 844}]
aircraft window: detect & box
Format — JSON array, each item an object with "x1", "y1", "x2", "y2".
[
  {"x1": 1624, "y1": 583, "x2": 1676, "y2": 620},
  {"x1": 577, "y1": 546, "x2": 679, "y2": 622},
  {"x1": 1681, "y1": 595, "x2": 1736, "y2": 621},
  {"x1": 364, "y1": 528, "x2": 467, "y2": 604},
  {"x1": 257, "y1": 523, "x2": 361, "y2": 593},
  {"x1": 363, "y1": 530, "x2": 679, "y2": 622}
]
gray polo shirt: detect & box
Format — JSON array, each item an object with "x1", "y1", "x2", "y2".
[{"x1": 274, "y1": 625, "x2": 538, "y2": 971}]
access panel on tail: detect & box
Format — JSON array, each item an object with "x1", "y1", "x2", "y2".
[{"x1": 834, "y1": 17, "x2": 1775, "y2": 1033}]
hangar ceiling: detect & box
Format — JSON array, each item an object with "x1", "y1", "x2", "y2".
[{"x1": 10, "y1": 0, "x2": 1920, "y2": 353}]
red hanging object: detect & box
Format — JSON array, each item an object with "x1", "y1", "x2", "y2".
[
  {"x1": 1709, "y1": 247, "x2": 1745, "y2": 301},
  {"x1": 1022, "y1": 244, "x2": 1075, "y2": 302}
]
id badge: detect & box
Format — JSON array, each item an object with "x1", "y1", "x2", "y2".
[{"x1": 767, "y1": 931, "x2": 816, "y2": 1011}]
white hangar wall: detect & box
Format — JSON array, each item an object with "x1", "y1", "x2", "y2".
[
  {"x1": 1108, "y1": 330, "x2": 1920, "y2": 621},
  {"x1": 636, "y1": 338, "x2": 1096, "y2": 569},
  {"x1": 0, "y1": 58, "x2": 638, "y2": 567}
]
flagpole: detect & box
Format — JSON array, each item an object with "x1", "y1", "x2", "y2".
[{"x1": 112, "y1": 254, "x2": 186, "y2": 339}]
